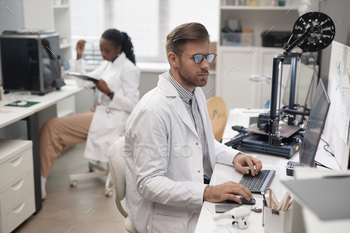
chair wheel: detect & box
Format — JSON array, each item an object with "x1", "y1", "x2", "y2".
[
  {"x1": 106, "y1": 190, "x2": 113, "y2": 197},
  {"x1": 70, "y1": 180, "x2": 77, "y2": 187}
]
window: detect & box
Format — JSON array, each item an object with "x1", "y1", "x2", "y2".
[
  {"x1": 0, "y1": 0, "x2": 24, "y2": 34},
  {"x1": 70, "y1": 0, "x2": 219, "y2": 63}
]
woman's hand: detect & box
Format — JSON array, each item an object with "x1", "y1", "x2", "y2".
[
  {"x1": 93, "y1": 79, "x2": 112, "y2": 98},
  {"x1": 76, "y1": 40, "x2": 86, "y2": 60}
]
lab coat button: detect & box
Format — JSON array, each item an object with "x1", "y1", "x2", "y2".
[
  {"x1": 196, "y1": 142, "x2": 199, "y2": 145},
  {"x1": 197, "y1": 170, "x2": 200, "y2": 173}
]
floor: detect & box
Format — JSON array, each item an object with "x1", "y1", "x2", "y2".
[{"x1": 14, "y1": 143, "x2": 128, "y2": 233}]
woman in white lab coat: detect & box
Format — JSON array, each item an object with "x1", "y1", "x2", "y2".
[{"x1": 39, "y1": 29, "x2": 140, "y2": 199}]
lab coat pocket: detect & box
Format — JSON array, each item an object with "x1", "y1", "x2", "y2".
[
  {"x1": 152, "y1": 214, "x2": 186, "y2": 233},
  {"x1": 106, "y1": 113, "x2": 114, "y2": 129}
]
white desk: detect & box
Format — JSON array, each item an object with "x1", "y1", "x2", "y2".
[
  {"x1": 0, "y1": 83, "x2": 84, "y2": 212},
  {"x1": 0, "y1": 82, "x2": 84, "y2": 123},
  {"x1": 195, "y1": 108, "x2": 342, "y2": 233}
]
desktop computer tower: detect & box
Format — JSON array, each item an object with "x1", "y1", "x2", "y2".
[{"x1": 0, "y1": 29, "x2": 65, "y2": 95}]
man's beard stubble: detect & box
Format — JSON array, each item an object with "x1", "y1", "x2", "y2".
[{"x1": 178, "y1": 66, "x2": 209, "y2": 89}]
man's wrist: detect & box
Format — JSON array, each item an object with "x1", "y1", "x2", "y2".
[
  {"x1": 233, "y1": 152, "x2": 244, "y2": 165},
  {"x1": 203, "y1": 185, "x2": 212, "y2": 202}
]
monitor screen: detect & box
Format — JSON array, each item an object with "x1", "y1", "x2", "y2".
[{"x1": 299, "y1": 79, "x2": 330, "y2": 166}]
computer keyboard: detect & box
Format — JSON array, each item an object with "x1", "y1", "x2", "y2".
[{"x1": 239, "y1": 169, "x2": 276, "y2": 194}]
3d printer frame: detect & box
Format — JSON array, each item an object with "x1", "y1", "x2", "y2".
[{"x1": 225, "y1": 12, "x2": 336, "y2": 158}]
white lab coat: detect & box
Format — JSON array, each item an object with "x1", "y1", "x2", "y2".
[
  {"x1": 125, "y1": 71, "x2": 241, "y2": 233},
  {"x1": 74, "y1": 52, "x2": 140, "y2": 162}
]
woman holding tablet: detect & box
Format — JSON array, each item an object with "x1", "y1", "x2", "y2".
[{"x1": 39, "y1": 29, "x2": 140, "y2": 199}]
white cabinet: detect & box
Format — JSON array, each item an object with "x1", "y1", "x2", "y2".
[
  {"x1": 216, "y1": 46, "x2": 285, "y2": 110},
  {"x1": 216, "y1": 1, "x2": 300, "y2": 110},
  {"x1": 23, "y1": 0, "x2": 75, "y2": 118},
  {"x1": 0, "y1": 139, "x2": 35, "y2": 233},
  {"x1": 56, "y1": 95, "x2": 76, "y2": 117},
  {"x1": 23, "y1": 0, "x2": 72, "y2": 61},
  {"x1": 257, "y1": 47, "x2": 285, "y2": 107},
  {"x1": 216, "y1": 46, "x2": 258, "y2": 110}
]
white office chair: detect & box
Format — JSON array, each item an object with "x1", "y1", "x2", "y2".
[
  {"x1": 69, "y1": 160, "x2": 113, "y2": 197},
  {"x1": 107, "y1": 136, "x2": 138, "y2": 233}
]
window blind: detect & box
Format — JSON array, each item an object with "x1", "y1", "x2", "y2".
[
  {"x1": 70, "y1": 0, "x2": 219, "y2": 63},
  {"x1": 0, "y1": 0, "x2": 24, "y2": 34}
]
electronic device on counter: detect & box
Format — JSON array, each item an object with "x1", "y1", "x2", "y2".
[
  {"x1": 0, "y1": 29, "x2": 65, "y2": 95},
  {"x1": 286, "y1": 80, "x2": 330, "y2": 176},
  {"x1": 215, "y1": 204, "x2": 240, "y2": 213},
  {"x1": 225, "y1": 12, "x2": 335, "y2": 159},
  {"x1": 261, "y1": 31, "x2": 292, "y2": 47}
]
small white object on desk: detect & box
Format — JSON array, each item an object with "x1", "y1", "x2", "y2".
[
  {"x1": 213, "y1": 206, "x2": 251, "y2": 230},
  {"x1": 16, "y1": 101, "x2": 27, "y2": 106}
]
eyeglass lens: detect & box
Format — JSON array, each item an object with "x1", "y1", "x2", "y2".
[{"x1": 193, "y1": 54, "x2": 216, "y2": 64}]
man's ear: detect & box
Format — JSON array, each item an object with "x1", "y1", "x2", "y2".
[{"x1": 167, "y1": 52, "x2": 179, "y2": 68}]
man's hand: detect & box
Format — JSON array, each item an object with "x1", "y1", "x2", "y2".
[
  {"x1": 233, "y1": 153, "x2": 262, "y2": 176},
  {"x1": 203, "y1": 181, "x2": 253, "y2": 204}
]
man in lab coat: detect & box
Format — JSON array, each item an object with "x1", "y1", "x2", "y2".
[{"x1": 124, "y1": 22, "x2": 262, "y2": 233}]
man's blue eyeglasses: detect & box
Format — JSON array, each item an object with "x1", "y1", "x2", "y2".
[{"x1": 181, "y1": 53, "x2": 217, "y2": 64}]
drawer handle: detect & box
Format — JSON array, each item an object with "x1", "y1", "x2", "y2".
[
  {"x1": 10, "y1": 156, "x2": 23, "y2": 167},
  {"x1": 13, "y1": 201, "x2": 25, "y2": 214},
  {"x1": 12, "y1": 178, "x2": 24, "y2": 191}
]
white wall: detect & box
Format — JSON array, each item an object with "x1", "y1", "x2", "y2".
[{"x1": 138, "y1": 71, "x2": 216, "y2": 100}]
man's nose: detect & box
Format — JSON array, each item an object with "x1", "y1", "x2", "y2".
[{"x1": 200, "y1": 57, "x2": 210, "y2": 69}]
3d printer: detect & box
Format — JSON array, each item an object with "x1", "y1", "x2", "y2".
[
  {"x1": 225, "y1": 12, "x2": 336, "y2": 158},
  {"x1": 0, "y1": 29, "x2": 65, "y2": 95}
]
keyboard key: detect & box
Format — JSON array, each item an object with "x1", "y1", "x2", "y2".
[{"x1": 239, "y1": 170, "x2": 275, "y2": 193}]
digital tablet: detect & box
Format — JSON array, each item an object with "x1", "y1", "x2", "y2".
[{"x1": 66, "y1": 72, "x2": 99, "y2": 82}]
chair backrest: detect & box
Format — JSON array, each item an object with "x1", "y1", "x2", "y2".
[
  {"x1": 107, "y1": 136, "x2": 128, "y2": 218},
  {"x1": 206, "y1": 96, "x2": 228, "y2": 142}
]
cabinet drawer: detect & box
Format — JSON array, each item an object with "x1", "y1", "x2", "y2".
[
  {"x1": 0, "y1": 148, "x2": 33, "y2": 190},
  {"x1": 0, "y1": 192, "x2": 35, "y2": 233},
  {"x1": 0, "y1": 170, "x2": 34, "y2": 214}
]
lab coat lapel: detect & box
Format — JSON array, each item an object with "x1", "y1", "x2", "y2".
[
  {"x1": 194, "y1": 87, "x2": 215, "y2": 169},
  {"x1": 157, "y1": 72, "x2": 198, "y2": 138}
]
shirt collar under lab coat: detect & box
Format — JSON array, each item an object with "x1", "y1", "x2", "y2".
[
  {"x1": 158, "y1": 71, "x2": 203, "y2": 101},
  {"x1": 167, "y1": 71, "x2": 195, "y2": 104}
]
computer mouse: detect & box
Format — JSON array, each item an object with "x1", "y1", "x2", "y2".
[{"x1": 227, "y1": 195, "x2": 256, "y2": 205}]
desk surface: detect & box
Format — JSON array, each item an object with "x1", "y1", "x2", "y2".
[
  {"x1": 195, "y1": 108, "x2": 342, "y2": 233},
  {"x1": 0, "y1": 83, "x2": 83, "y2": 128}
]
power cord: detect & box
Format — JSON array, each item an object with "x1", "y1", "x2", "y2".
[
  {"x1": 320, "y1": 138, "x2": 335, "y2": 157},
  {"x1": 315, "y1": 160, "x2": 333, "y2": 170}
]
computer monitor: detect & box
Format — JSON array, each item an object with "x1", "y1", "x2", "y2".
[{"x1": 299, "y1": 79, "x2": 330, "y2": 166}]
